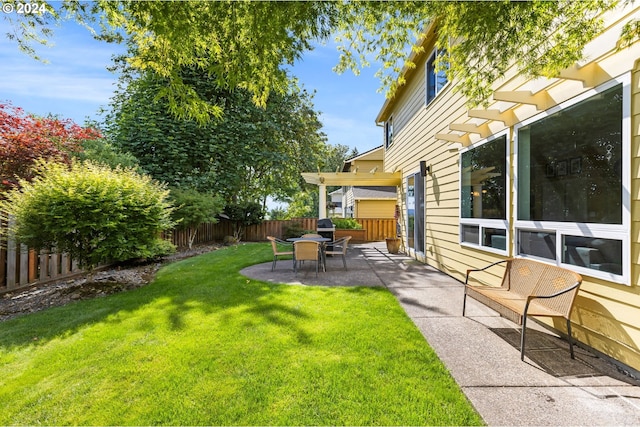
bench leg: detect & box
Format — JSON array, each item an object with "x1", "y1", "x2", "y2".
[
  {"x1": 462, "y1": 291, "x2": 468, "y2": 317},
  {"x1": 520, "y1": 299, "x2": 533, "y2": 361},
  {"x1": 520, "y1": 315, "x2": 528, "y2": 361},
  {"x1": 521, "y1": 312, "x2": 575, "y2": 361},
  {"x1": 567, "y1": 319, "x2": 575, "y2": 359}
]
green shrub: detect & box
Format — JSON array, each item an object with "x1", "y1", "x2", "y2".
[
  {"x1": 1, "y1": 161, "x2": 176, "y2": 271},
  {"x1": 170, "y1": 188, "x2": 224, "y2": 249},
  {"x1": 332, "y1": 217, "x2": 363, "y2": 230},
  {"x1": 282, "y1": 221, "x2": 305, "y2": 239},
  {"x1": 223, "y1": 201, "x2": 264, "y2": 241},
  {"x1": 74, "y1": 139, "x2": 140, "y2": 170}
]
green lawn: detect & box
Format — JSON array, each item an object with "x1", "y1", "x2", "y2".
[{"x1": 0, "y1": 243, "x2": 483, "y2": 426}]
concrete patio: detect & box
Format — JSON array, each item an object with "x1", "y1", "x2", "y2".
[{"x1": 241, "y1": 242, "x2": 640, "y2": 426}]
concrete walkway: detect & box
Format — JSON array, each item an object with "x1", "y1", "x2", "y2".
[{"x1": 241, "y1": 242, "x2": 640, "y2": 426}]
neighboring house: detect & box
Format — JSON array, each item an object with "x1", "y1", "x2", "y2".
[
  {"x1": 376, "y1": 6, "x2": 640, "y2": 372},
  {"x1": 328, "y1": 188, "x2": 343, "y2": 217},
  {"x1": 345, "y1": 187, "x2": 396, "y2": 218},
  {"x1": 340, "y1": 147, "x2": 397, "y2": 219}
]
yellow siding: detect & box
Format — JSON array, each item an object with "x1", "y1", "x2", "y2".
[
  {"x1": 384, "y1": 4, "x2": 640, "y2": 372},
  {"x1": 356, "y1": 200, "x2": 396, "y2": 219},
  {"x1": 351, "y1": 159, "x2": 383, "y2": 173}
]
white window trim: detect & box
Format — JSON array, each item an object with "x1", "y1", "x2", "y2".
[
  {"x1": 460, "y1": 220, "x2": 510, "y2": 255},
  {"x1": 425, "y1": 47, "x2": 449, "y2": 106},
  {"x1": 459, "y1": 130, "x2": 510, "y2": 256},
  {"x1": 513, "y1": 74, "x2": 631, "y2": 285}
]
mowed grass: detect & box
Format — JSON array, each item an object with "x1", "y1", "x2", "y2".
[{"x1": 0, "y1": 243, "x2": 483, "y2": 426}]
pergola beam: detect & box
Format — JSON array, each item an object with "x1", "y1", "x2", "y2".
[
  {"x1": 467, "y1": 109, "x2": 518, "y2": 126},
  {"x1": 301, "y1": 171, "x2": 402, "y2": 187},
  {"x1": 492, "y1": 90, "x2": 554, "y2": 110},
  {"x1": 302, "y1": 171, "x2": 402, "y2": 219},
  {"x1": 558, "y1": 62, "x2": 611, "y2": 88},
  {"x1": 449, "y1": 123, "x2": 492, "y2": 139},
  {"x1": 435, "y1": 133, "x2": 472, "y2": 146}
]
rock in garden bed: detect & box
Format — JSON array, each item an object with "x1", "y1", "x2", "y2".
[{"x1": 0, "y1": 243, "x2": 220, "y2": 322}]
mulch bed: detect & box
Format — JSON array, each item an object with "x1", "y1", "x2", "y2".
[{"x1": 0, "y1": 243, "x2": 221, "y2": 322}]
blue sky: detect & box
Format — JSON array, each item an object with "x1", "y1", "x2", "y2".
[{"x1": 0, "y1": 18, "x2": 386, "y2": 154}]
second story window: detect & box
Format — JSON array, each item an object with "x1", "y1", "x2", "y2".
[
  {"x1": 385, "y1": 117, "x2": 393, "y2": 148},
  {"x1": 426, "y1": 48, "x2": 448, "y2": 105}
]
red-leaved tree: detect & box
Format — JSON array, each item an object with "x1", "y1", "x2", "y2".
[{"x1": 0, "y1": 103, "x2": 102, "y2": 192}]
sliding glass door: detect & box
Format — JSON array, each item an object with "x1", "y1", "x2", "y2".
[{"x1": 407, "y1": 172, "x2": 425, "y2": 254}]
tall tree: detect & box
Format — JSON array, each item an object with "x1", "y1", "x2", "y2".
[
  {"x1": 104, "y1": 68, "x2": 327, "y2": 207},
  {"x1": 4, "y1": 0, "x2": 336, "y2": 123}
]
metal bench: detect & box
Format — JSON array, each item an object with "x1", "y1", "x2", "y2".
[{"x1": 463, "y1": 258, "x2": 582, "y2": 361}]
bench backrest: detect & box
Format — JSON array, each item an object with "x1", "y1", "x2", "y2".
[{"x1": 503, "y1": 258, "x2": 582, "y2": 317}]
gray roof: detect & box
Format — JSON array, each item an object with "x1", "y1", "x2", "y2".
[{"x1": 351, "y1": 186, "x2": 397, "y2": 199}]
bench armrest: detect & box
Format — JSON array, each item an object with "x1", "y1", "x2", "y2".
[
  {"x1": 527, "y1": 281, "x2": 581, "y2": 301},
  {"x1": 465, "y1": 259, "x2": 509, "y2": 285}
]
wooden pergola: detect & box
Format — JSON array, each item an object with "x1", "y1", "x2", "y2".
[{"x1": 301, "y1": 171, "x2": 402, "y2": 218}]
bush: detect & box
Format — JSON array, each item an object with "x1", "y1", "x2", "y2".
[
  {"x1": 282, "y1": 221, "x2": 305, "y2": 239},
  {"x1": 1, "y1": 161, "x2": 176, "y2": 271},
  {"x1": 222, "y1": 201, "x2": 264, "y2": 241},
  {"x1": 332, "y1": 218, "x2": 363, "y2": 230},
  {"x1": 74, "y1": 139, "x2": 140, "y2": 170},
  {"x1": 170, "y1": 188, "x2": 224, "y2": 249}
]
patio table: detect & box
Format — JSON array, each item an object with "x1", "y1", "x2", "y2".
[{"x1": 287, "y1": 237, "x2": 330, "y2": 272}]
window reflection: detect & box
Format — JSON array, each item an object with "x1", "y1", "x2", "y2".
[
  {"x1": 484, "y1": 228, "x2": 506, "y2": 250},
  {"x1": 426, "y1": 49, "x2": 448, "y2": 104},
  {"x1": 563, "y1": 235, "x2": 622, "y2": 275},
  {"x1": 461, "y1": 135, "x2": 507, "y2": 220},
  {"x1": 461, "y1": 225, "x2": 479, "y2": 245},
  {"x1": 518, "y1": 84, "x2": 622, "y2": 224},
  {"x1": 518, "y1": 230, "x2": 556, "y2": 260}
]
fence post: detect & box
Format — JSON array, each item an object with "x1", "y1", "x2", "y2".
[
  {"x1": 6, "y1": 216, "x2": 17, "y2": 289},
  {"x1": 39, "y1": 249, "x2": 49, "y2": 282},
  {"x1": 19, "y1": 244, "x2": 29, "y2": 287}
]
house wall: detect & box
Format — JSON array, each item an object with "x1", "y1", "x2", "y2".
[
  {"x1": 343, "y1": 154, "x2": 388, "y2": 217},
  {"x1": 342, "y1": 187, "x2": 354, "y2": 217},
  {"x1": 350, "y1": 159, "x2": 383, "y2": 173},
  {"x1": 355, "y1": 199, "x2": 396, "y2": 219},
  {"x1": 383, "y1": 5, "x2": 640, "y2": 371}
]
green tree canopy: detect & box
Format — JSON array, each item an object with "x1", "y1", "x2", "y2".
[
  {"x1": 104, "y1": 67, "x2": 328, "y2": 207},
  {"x1": 4, "y1": 0, "x2": 336, "y2": 123},
  {"x1": 6, "y1": 0, "x2": 635, "y2": 115},
  {"x1": 338, "y1": 0, "x2": 620, "y2": 105}
]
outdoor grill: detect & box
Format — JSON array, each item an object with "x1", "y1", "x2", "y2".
[{"x1": 317, "y1": 218, "x2": 335, "y2": 249}]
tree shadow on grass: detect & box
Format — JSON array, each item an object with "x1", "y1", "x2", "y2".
[
  {"x1": 0, "y1": 244, "x2": 391, "y2": 353},
  {"x1": 0, "y1": 244, "x2": 313, "y2": 350}
]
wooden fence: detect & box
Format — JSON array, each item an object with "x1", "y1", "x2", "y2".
[
  {"x1": 168, "y1": 218, "x2": 396, "y2": 245},
  {"x1": 1, "y1": 217, "x2": 396, "y2": 292}
]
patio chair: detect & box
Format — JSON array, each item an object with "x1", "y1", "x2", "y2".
[
  {"x1": 267, "y1": 236, "x2": 293, "y2": 271},
  {"x1": 325, "y1": 236, "x2": 352, "y2": 270},
  {"x1": 294, "y1": 240, "x2": 321, "y2": 276}
]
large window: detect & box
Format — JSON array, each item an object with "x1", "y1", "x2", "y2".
[
  {"x1": 460, "y1": 134, "x2": 508, "y2": 253},
  {"x1": 426, "y1": 48, "x2": 448, "y2": 105},
  {"x1": 516, "y1": 78, "x2": 629, "y2": 283},
  {"x1": 518, "y1": 84, "x2": 622, "y2": 224}
]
